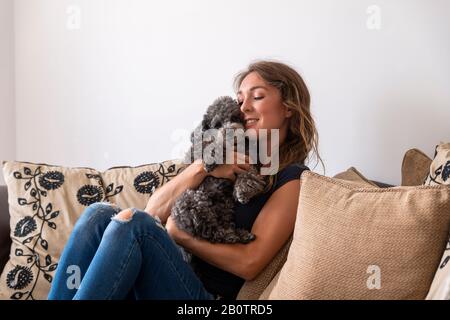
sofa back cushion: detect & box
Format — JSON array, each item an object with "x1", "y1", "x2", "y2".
[
  {"x1": 264, "y1": 171, "x2": 450, "y2": 300},
  {"x1": 333, "y1": 167, "x2": 379, "y2": 188},
  {"x1": 402, "y1": 148, "x2": 432, "y2": 186}
]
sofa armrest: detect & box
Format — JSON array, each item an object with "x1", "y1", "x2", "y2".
[{"x1": 0, "y1": 185, "x2": 11, "y2": 274}]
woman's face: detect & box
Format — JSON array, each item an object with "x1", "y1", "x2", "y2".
[{"x1": 237, "y1": 71, "x2": 292, "y2": 143}]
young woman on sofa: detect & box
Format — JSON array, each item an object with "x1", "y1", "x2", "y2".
[{"x1": 48, "y1": 60, "x2": 322, "y2": 300}]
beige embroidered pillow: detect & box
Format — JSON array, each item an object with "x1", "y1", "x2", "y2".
[
  {"x1": 402, "y1": 148, "x2": 432, "y2": 186},
  {"x1": 424, "y1": 142, "x2": 450, "y2": 300},
  {"x1": 101, "y1": 159, "x2": 188, "y2": 210},
  {"x1": 266, "y1": 171, "x2": 450, "y2": 300},
  {"x1": 424, "y1": 142, "x2": 450, "y2": 186},
  {"x1": 0, "y1": 161, "x2": 104, "y2": 300},
  {"x1": 0, "y1": 159, "x2": 188, "y2": 300}
]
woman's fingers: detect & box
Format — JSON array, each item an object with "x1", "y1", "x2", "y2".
[
  {"x1": 234, "y1": 152, "x2": 252, "y2": 167},
  {"x1": 236, "y1": 163, "x2": 250, "y2": 171},
  {"x1": 227, "y1": 171, "x2": 237, "y2": 182},
  {"x1": 233, "y1": 165, "x2": 248, "y2": 175}
]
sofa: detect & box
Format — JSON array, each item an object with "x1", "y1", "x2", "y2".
[
  {"x1": 1, "y1": 146, "x2": 449, "y2": 300},
  {"x1": 0, "y1": 185, "x2": 11, "y2": 276},
  {"x1": 0, "y1": 166, "x2": 393, "y2": 299}
]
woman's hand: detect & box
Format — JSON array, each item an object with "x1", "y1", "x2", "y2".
[
  {"x1": 165, "y1": 215, "x2": 192, "y2": 244},
  {"x1": 208, "y1": 152, "x2": 252, "y2": 182}
]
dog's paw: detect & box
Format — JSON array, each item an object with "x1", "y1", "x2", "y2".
[
  {"x1": 203, "y1": 162, "x2": 217, "y2": 173},
  {"x1": 237, "y1": 229, "x2": 256, "y2": 244},
  {"x1": 233, "y1": 174, "x2": 267, "y2": 203}
]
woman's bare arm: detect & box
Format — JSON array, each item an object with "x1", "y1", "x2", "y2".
[
  {"x1": 145, "y1": 153, "x2": 251, "y2": 224},
  {"x1": 167, "y1": 178, "x2": 301, "y2": 281},
  {"x1": 144, "y1": 159, "x2": 208, "y2": 224}
]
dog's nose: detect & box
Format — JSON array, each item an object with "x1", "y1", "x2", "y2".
[{"x1": 223, "y1": 122, "x2": 244, "y2": 130}]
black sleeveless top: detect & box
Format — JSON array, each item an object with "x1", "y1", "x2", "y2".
[{"x1": 190, "y1": 163, "x2": 310, "y2": 299}]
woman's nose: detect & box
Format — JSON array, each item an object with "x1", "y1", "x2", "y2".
[{"x1": 240, "y1": 99, "x2": 252, "y2": 113}]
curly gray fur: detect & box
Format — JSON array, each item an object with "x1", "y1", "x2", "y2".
[{"x1": 171, "y1": 96, "x2": 267, "y2": 253}]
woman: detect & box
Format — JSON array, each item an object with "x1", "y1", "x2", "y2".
[{"x1": 48, "y1": 60, "x2": 322, "y2": 300}]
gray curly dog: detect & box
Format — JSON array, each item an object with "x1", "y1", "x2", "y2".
[{"x1": 171, "y1": 96, "x2": 267, "y2": 251}]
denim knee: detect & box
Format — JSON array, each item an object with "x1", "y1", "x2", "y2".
[
  {"x1": 111, "y1": 208, "x2": 166, "y2": 233},
  {"x1": 75, "y1": 202, "x2": 122, "y2": 231}
]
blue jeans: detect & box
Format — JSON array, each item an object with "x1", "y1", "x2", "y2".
[{"x1": 47, "y1": 202, "x2": 214, "y2": 300}]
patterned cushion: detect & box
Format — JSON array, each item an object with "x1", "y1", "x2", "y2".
[
  {"x1": 424, "y1": 142, "x2": 450, "y2": 186},
  {"x1": 101, "y1": 160, "x2": 187, "y2": 210},
  {"x1": 0, "y1": 159, "x2": 187, "y2": 300},
  {"x1": 424, "y1": 142, "x2": 450, "y2": 300},
  {"x1": 265, "y1": 171, "x2": 450, "y2": 300}
]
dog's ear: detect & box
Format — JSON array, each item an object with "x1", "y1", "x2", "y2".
[
  {"x1": 210, "y1": 114, "x2": 222, "y2": 129},
  {"x1": 201, "y1": 116, "x2": 210, "y2": 131}
]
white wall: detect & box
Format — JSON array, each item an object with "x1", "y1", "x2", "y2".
[
  {"x1": 0, "y1": 0, "x2": 15, "y2": 185},
  {"x1": 12, "y1": 0, "x2": 450, "y2": 185}
]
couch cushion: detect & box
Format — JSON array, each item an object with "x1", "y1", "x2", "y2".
[
  {"x1": 238, "y1": 166, "x2": 377, "y2": 300},
  {"x1": 0, "y1": 159, "x2": 187, "y2": 300},
  {"x1": 333, "y1": 167, "x2": 379, "y2": 188},
  {"x1": 264, "y1": 171, "x2": 450, "y2": 300},
  {"x1": 0, "y1": 161, "x2": 104, "y2": 300},
  {"x1": 401, "y1": 148, "x2": 432, "y2": 186},
  {"x1": 101, "y1": 160, "x2": 187, "y2": 210},
  {"x1": 424, "y1": 142, "x2": 450, "y2": 186},
  {"x1": 425, "y1": 142, "x2": 450, "y2": 300}
]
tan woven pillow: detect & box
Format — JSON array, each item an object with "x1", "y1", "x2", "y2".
[
  {"x1": 257, "y1": 168, "x2": 378, "y2": 300},
  {"x1": 266, "y1": 171, "x2": 450, "y2": 300},
  {"x1": 425, "y1": 142, "x2": 450, "y2": 300},
  {"x1": 402, "y1": 148, "x2": 432, "y2": 186},
  {"x1": 238, "y1": 167, "x2": 377, "y2": 300},
  {"x1": 0, "y1": 159, "x2": 187, "y2": 300}
]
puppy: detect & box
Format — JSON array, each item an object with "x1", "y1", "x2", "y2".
[{"x1": 171, "y1": 96, "x2": 267, "y2": 248}]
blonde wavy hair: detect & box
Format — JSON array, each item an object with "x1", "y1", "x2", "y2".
[{"x1": 233, "y1": 60, "x2": 325, "y2": 191}]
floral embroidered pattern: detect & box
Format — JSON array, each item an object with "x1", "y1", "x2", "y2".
[
  {"x1": 76, "y1": 173, "x2": 122, "y2": 206},
  {"x1": 6, "y1": 166, "x2": 61, "y2": 300},
  {"x1": 133, "y1": 163, "x2": 184, "y2": 195},
  {"x1": 426, "y1": 160, "x2": 450, "y2": 185}
]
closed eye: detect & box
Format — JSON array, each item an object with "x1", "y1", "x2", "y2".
[{"x1": 237, "y1": 96, "x2": 263, "y2": 106}]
